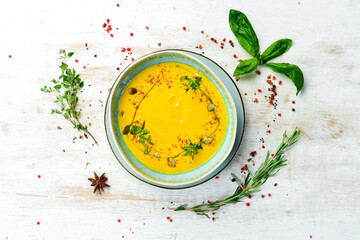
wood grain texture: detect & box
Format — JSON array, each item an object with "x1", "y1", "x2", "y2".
[{"x1": 0, "y1": 0, "x2": 359, "y2": 239}]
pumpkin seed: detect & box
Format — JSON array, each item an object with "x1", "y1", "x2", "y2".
[
  {"x1": 128, "y1": 87, "x2": 137, "y2": 95},
  {"x1": 203, "y1": 137, "x2": 213, "y2": 144},
  {"x1": 207, "y1": 104, "x2": 215, "y2": 112},
  {"x1": 167, "y1": 158, "x2": 176, "y2": 167},
  {"x1": 122, "y1": 125, "x2": 131, "y2": 135},
  {"x1": 141, "y1": 120, "x2": 145, "y2": 129}
]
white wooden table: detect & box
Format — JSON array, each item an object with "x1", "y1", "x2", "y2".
[{"x1": 1, "y1": 0, "x2": 359, "y2": 239}]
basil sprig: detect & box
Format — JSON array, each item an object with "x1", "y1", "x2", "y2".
[{"x1": 229, "y1": 9, "x2": 304, "y2": 95}]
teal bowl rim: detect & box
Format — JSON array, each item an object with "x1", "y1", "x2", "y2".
[{"x1": 104, "y1": 49, "x2": 245, "y2": 189}]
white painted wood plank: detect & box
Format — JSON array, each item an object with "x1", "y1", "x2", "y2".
[{"x1": 0, "y1": 0, "x2": 359, "y2": 239}]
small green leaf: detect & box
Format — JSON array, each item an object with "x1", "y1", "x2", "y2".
[
  {"x1": 79, "y1": 81, "x2": 84, "y2": 88},
  {"x1": 86, "y1": 162, "x2": 90, "y2": 166},
  {"x1": 261, "y1": 39, "x2": 292, "y2": 63},
  {"x1": 51, "y1": 109, "x2": 55, "y2": 114},
  {"x1": 67, "y1": 52, "x2": 74, "y2": 57},
  {"x1": 54, "y1": 85, "x2": 61, "y2": 90},
  {"x1": 229, "y1": 10, "x2": 260, "y2": 57},
  {"x1": 233, "y1": 58, "x2": 260, "y2": 76},
  {"x1": 264, "y1": 63, "x2": 304, "y2": 95},
  {"x1": 59, "y1": 62, "x2": 68, "y2": 71},
  {"x1": 174, "y1": 205, "x2": 187, "y2": 211}
]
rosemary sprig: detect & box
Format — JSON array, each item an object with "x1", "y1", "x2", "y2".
[
  {"x1": 41, "y1": 49, "x2": 98, "y2": 145},
  {"x1": 182, "y1": 139, "x2": 203, "y2": 159},
  {"x1": 182, "y1": 76, "x2": 201, "y2": 93},
  {"x1": 174, "y1": 128, "x2": 301, "y2": 218}
]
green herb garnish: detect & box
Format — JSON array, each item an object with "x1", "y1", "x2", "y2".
[
  {"x1": 41, "y1": 49, "x2": 98, "y2": 145},
  {"x1": 229, "y1": 10, "x2": 304, "y2": 95},
  {"x1": 130, "y1": 124, "x2": 153, "y2": 146},
  {"x1": 182, "y1": 76, "x2": 201, "y2": 93},
  {"x1": 182, "y1": 139, "x2": 203, "y2": 159},
  {"x1": 174, "y1": 128, "x2": 301, "y2": 218}
]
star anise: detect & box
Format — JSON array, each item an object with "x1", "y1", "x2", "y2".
[{"x1": 88, "y1": 172, "x2": 110, "y2": 194}]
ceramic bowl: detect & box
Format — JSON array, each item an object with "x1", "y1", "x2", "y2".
[{"x1": 105, "y1": 49, "x2": 245, "y2": 189}]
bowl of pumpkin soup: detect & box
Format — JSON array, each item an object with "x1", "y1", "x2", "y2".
[{"x1": 105, "y1": 50, "x2": 245, "y2": 189}]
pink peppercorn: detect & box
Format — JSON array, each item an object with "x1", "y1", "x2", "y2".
[
  {"x1": 201, "y1": 30, "x2": 204, "y2": 34},
  {"x1": 116, "y1": 3, "x2": 119, "y2": 7},
  {"x1": 117, "y1": 219, "x2": 121, "y2": 222},
  {"x1": 127, "y1": 48, "x2": 131, "y2": 51},
  {"x1": 246, "y1": 202, "x2": 250, "y2": 207},
  {"x1": 9, "y1": 55, "x2": 12, "y2": 58},
  {"x1": 158, "y1": 43, "x2": 161, "y2": 46},
  {"x1": 292, "y1": 100, "x2": 295, "y2": 104},
  {"x1": 130, "y1": 32, "x2": 133, "y2": 36},
  {"x1": 233, "y1": 54, "x2": 237, "y2": 58},
  {"x1": 37, "y1": 221, "x2": 40, "y2": 225},
  {"x1": 110, "y1": 34, "x2": 114, "y2": 37},
  {"x1": 37, "y1": 175, "x2": 41, "y2": 178},
  {"x1": 182, "y1": 26, "x2": 186, "y2": 30},
  {"x1": 199, "y1": 45, "x2": 203, "y2": 49},
  {"x1": 278, "y1": 80, "x2": 282, "y2": 85},
  {"x1": 102, "y1": 23, "x2": 107, "y2": 28},
  {"x1": 145, "y1": 26, "x2": 149, "y2": 30}
]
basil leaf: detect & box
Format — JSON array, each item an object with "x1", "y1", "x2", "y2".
[
  {"x1": 229, "y1": 10, "x2": 260, "y2": 57},
  {"x1": 233, "y1": 58, "x2": 260, "y2": 77},
  {"x1": 261, "y1": 39, "x2": 292, "y2": 63},
  {"x1": 264, "y1": 63, "x2": 304, "y2": 95}
]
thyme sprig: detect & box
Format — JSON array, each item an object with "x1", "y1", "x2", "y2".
[
  {"x1": 182, "y1": 76, "x2": 201, "y2": 93},
  {"x1": 129, "y1": 124, "x2": 153, "y2": 154},
  {"x1": 182, "y1": 139, "x2": 203, "y2": 159},
  {"x1": 130, "y1": 124, "x2": 154, "y2": 145},
  {"x1": 41, "y1": 49, "x2": 98, "y2": 145},
  {"x1": 174, "y1": 128, "x2": 301, "y2": 218}
]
